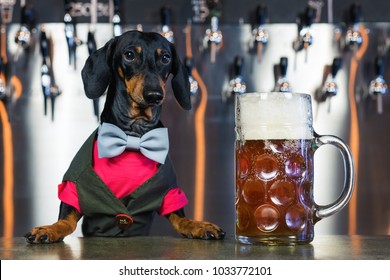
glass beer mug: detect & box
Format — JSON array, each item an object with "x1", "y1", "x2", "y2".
[{"x1": 235, "y1": 92, "x2": 355, "y2": 245}]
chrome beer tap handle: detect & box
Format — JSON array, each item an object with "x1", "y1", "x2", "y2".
[
  {"x1": 160, "y1": 6, "x2": 174, "y2": 43},
  {"x1": 252, "y1": 4, "x2": 269, "y2": 63},
  {"x1": 41, "y1": 61, "x2": 51, "y2": 116},
  {"x1": 345, "y1": 3, "x2": 363, "y2": 51},
  {"x1": 369, "y1": 56, "x2": 388, "y2": 114},
  {"x1": 321, "y1": 58, "x2": 342, "y2": 100},
  {"x1": 112, "y1": 14, "x2": 122, "y2": 37},
  {"x1": 203, "y1": 16, "x2": 223, "y2": 64},
  {"x1": 223, "y1": 56, "x2": 246, "y2": 102},
  {"x1": 274, "y1": 57, "x2": 292, "y2": 93},
  {"x1": 64, "y1": 12, "x2": 75, "y2": 65},
  {"x1": 112, "y1": 0, "x2": 122, "y2": 37},
  {"x1": 0, "y1": 58, "x2": 7, "y2": 101},
  {"x1": 14, "y1": 3, "x2": 36, "y2": 49},
  {"x1": 64, "y1": 0, "x2": 81, "y2": 69},
  {"x1": 40, "y1": 27, "x2": 61, "y2": 121},
  {"x1": 184, "y1": 57, "x2": 198, "y2": 96},
  {"x1": 293, "y1": 5, "x2": 316, "y2": 63},
  {"x1": 320, "y1": 58, "x2": 342, "y2": 112}
]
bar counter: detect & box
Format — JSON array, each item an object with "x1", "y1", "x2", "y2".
[{"x1": 1, "y1": 235, "x2": 389, "y2": 260}]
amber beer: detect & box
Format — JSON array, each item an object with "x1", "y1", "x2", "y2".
[
  {"x1": 235, "y1": 92, "x2": 354, "y2": 244},
  {"x1": 236, "y1": 139, "x2": 314, "y2": 243}
]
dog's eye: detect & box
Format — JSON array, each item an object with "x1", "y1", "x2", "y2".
[
  {"x1": 161, "y1": 54, "x2": 171, "y2": 65},
  {"x1": 124, "y1": 51, "x2": 136, "y2": 62}
]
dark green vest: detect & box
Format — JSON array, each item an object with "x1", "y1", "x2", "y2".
[{"x1": 62, "y1": 130, "x2": 177, "y2": 237}]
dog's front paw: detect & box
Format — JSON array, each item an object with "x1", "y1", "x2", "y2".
[
  {"x1": 182, "y1": 220, "x2": 226, "y2": 240},
  {"x1": 168, "y1": 212, "x2": 225, "y2": 240},
  {"x1": 25, "y1": 226, "x2": 64, "y2": 244}
]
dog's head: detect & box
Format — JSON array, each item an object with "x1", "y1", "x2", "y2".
[{"x1": 81, "y1": 31, "x2": 191, "y2": 135}]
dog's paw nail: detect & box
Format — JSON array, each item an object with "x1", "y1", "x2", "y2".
[
  {"x1": 39, "y1": 234, "x2": 49, "y2": 243},
  {"x1": 25, "y1": 233, "x2": 36, "y2": 243}
]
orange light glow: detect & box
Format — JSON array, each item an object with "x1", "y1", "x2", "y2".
[
  {"x1": 185, "y1": 24, "x2": 207, "y2": 221},
  {"x1": 0, "y1": 101, "x2": 14, "y2": 238},
  {"x1": 10, "y1": 75, "x2": 23, "y2": 101},
  {"x1": 348, "y1": 26, "x2": 368, "y2": 235}
]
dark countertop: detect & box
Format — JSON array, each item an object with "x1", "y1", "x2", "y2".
[{"x1": 1, "y1": 235, "x2": 389, "y2": 260}]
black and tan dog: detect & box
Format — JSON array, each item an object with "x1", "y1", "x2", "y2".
[{"x1": 25, "y1": 31, "x2": 225, "y2": 243}]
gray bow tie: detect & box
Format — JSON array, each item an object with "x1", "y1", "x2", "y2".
[{"x1": 97, "y1": 122, "x2": 169, "y2": 164}]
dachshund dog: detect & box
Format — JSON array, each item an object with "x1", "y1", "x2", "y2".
[{"x1": 25, "y1": 31, "x2": 225, "y2": 243}]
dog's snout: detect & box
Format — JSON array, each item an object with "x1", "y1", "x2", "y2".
[{"x1": 144, "y1": 91, "x2": 164, "y2": 105}]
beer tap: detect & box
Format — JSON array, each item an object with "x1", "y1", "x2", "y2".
[
  {"x1": 64, "y1": 0, "x2": 80, "y2": 70},
  {"x1": 0, "y1": 0, "x2": 15, "y2": 107},
  {"x1": 274, "y1": 57, "x2": 291, "y2": 92},
  {"x1": 369, "y1": 56, "x2": 388, "y2": 114},
  {"x1": 14, "y1": 2, "x2": 36, "y2": 51},
  {"x1": 203, "y1": 15, "x2": 223, "y2": 64},
  {"x1": 293, "y1": 4, "x2": 316, "y2": 63},
  {"x1": 184, "y1": 56, "x2": 198, "y2": 109},
  {"x1": 40, "y1": 26, "x2": 61, "y2": 121},
  {"x1": 184, "y1": 56, "x2": 198, "y2": 96},
  {"x1": 40, "y1": 60, "x2": 51, "y2": 117},
  {"x1": 112, "y1": 0, "x2": 122, "y2": 37},
  {"x1": 0, "y1": 58, "x2": 7, "y2": 102},
  {"x1": 160, "y1": 6, "x2": 174, "y2": 43},
  {"x1": 345, "y1": 3, "x2": 363, "y2": 52},
  {"x1": 202, "y1": 0, "x2": 223, "y2": 63},
  {"x1": 223, "y1": 55, "x2": 246, "y2": 102},
  {"x1": 251, "y1": 4, "x2": 269, "y2": 63},
  {"x1": 319, "y1": 57, "x2": 342, "y2": 112}
]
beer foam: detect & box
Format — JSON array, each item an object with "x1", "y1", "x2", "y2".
[{"x1": 236, "y1": 92, "x2": 313, "y2": 140}]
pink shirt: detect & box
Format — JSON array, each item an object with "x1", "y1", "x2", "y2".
[{"x1": 58, "y1": 140, "x2": 188, "y2": 216}]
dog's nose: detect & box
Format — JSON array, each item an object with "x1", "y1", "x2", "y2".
[{"x1": 144, "y1": 91, "x2": 164, "y2": 105}]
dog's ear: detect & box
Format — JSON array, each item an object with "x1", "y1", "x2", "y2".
[
  {"x1": 81, "y1": 38, "x2": 116, "y2": 99},
  {"x1": 170, "y1": 46, "x2": 192, "y2": 110}
]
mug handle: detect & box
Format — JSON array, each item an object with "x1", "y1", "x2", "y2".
[{"x1": 313, "y1": 132, "x2": 355, "y2": 219}]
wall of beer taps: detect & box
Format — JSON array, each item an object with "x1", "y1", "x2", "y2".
[{"x1": 0, "y1": 0, "x2": 389, "y2": 238}]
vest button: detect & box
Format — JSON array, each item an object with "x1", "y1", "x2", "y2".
[{"x1": 115, "y1": 214, "x2": 133, "y2": 230}]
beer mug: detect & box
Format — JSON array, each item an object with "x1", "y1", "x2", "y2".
[{"x1": 235, "y1": 92, "x2": 354, "y2": 244}]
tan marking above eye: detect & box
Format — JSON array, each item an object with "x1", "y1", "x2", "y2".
[{"x1": 135, "y1": 46, "x2": 142, "y2": 54}]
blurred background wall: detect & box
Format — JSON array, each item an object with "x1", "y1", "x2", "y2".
[{"x1": 0, "y1": 0, "x2": 389, "y2": 238}]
